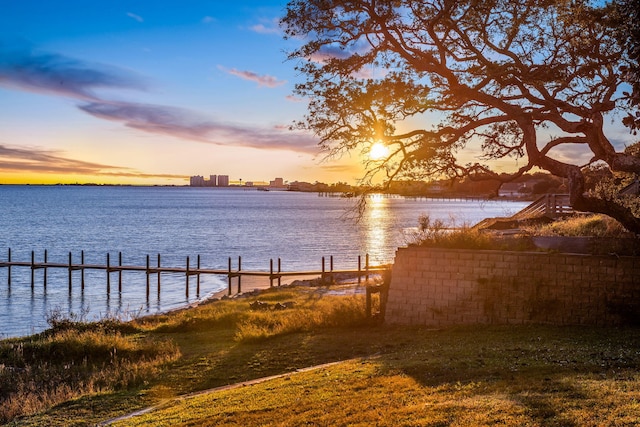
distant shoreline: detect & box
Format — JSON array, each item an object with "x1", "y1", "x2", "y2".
[{"x1": 0, "y1": 184, "x2": 535, "y2": 201}]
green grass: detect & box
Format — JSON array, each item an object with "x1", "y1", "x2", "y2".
[{"x1": 3, "y1": 285, "x2": 640, "y2": 426}]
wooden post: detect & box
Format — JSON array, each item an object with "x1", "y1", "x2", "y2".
[
  {"x1": 270, "y1": 258, "x2": 274, "y2": 288},
  {"x1": 43, "y1": 249, "x2": 47, "y2": 289},
  {"x1": 330, "y1": 255, "x2": 334, "y2": 284},
  {"x1": 146, "y1": 254, "x2": 150, "y2": 300},
  {"x1": 68, "y1": 252, "x2": 73, "y2": 292},
  {"x1": 278, "y1": 258, "x2": 281, "y2": 287},
  {"x1": 365, "y1": 253, "x2": 370, "y2": 284},
  {"x1": 196, "y1": 254, "x2": 201, "y2": 297},
  {"x1": 157, "y1": 254, "x2": 161, "y2": 296},
  {"x1": 185, "y1": 256, "x2": 190, "y2": 298},
  {"x1": 31, "y1": 250, "x2": 35, "y2": 289},
  {"x1": 118, "y1": 252, "x2": 122, "y2": 293},
  {"x1": 106, "y1": 253, "x2": 111, "y2": 295},
  {"x1": 7, "y1": 248, "x2": 11, "y2": 287},
  {"x1": 81, "y1": 250, "x2": 85, "y2": 290},
  {"x1": 358, "y1": 255, "x2": 362, "y2": 285},
  {"x1": 228, "y1": 257, "x2": 232, "y2": 295},
  {"x1": 237, "y1": 256, "x2": 242, "y2": 294},
  {"x1": 321, "y1": 256, "x2": 326, "y2": 284}
]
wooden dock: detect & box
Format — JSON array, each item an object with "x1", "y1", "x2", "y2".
[{"x1": 0, "y1": 249, "x2": 389, "y2": 298}]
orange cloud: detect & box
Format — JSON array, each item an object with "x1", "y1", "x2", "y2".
[
  {"x1": 0, "y1": 144, "x2": 183, "y2": 179},
  {"x1": 78, "y1": 100, "x2": 318, "y2": 153},
  {"x1": 218, "y1": 65, "x2": 286, "y2": 88}
]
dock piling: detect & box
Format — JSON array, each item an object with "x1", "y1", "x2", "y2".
[
  {"x1": 185, "y1": 256, "x2": 190, "y2": 298},
  {"x1": 106, "y1": 253, "x2": 111, "y2": 295},
  {"x1": 30, "y1": 251, "x2": 35, "y2": 289},
  {"x1": 0, "y1": 250, "x2": 389, "y2": 303},
  {"x1": 43, "y1": 250, "x2": 48, "y2": 289},
  {"x1": 68, "y1": 252, "x2": 72, "y2": 292}
]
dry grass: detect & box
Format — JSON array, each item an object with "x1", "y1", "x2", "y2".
[
  {"x1": 525, "y1": 214, "x2": 632, "y2": 238},
  {"x1": 409, "y1": 214, "x2": 498, "y2": 249},
  {"x1": 112, "y1": 326, "x2": 640, "y2": 427},
  {"x1": 133, "y1": 289, "x2": 369, "y2": 341},
  {"x1": 0, "y1": 321, "x2": 179, "y2": 424},
  {"x1": 4, "y1": 286, "x2": 640, "y2": 426}
]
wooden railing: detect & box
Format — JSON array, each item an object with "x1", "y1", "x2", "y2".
[
  {"x1": 473, "y1": 194, "x2": 575, "y2": 230},
  {"x1": 510, "y1": 194, "x2": 574, "y2": 221}
]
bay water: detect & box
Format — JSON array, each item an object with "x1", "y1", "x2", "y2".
[{"x1": 0, "y1": 185, "x2": 528, "y2": 338}]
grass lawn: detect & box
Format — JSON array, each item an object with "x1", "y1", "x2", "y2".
[{"x1": 3, "y1": 284, "x2": 640, "y2": 426}]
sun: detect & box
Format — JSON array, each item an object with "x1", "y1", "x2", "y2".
[{"x1": 369, "y1": 142, "x2": 389, "y2": 160}]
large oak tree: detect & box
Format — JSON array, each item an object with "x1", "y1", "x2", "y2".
[{"x1": 282, "y1": 0, "x2": 640, "y2": 233}]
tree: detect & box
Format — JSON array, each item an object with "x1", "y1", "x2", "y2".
[
  {"x1": 282, "y1": 0, "x2": 640, "y2": 233},
  {"x1": 612, "y1": 0, "x2": 640, "y2": 132}
]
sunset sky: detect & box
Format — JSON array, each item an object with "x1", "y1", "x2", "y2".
[
  {"x1": 1, "y1": 1, "x2": 636, "y2": 186},
  {"x1": 0, "y1": 0, "x2": 364, "y2": 185}
]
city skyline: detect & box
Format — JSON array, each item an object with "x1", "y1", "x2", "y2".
[{"x1": 0, "y1": 1, "x2": 365, "y2": 186}]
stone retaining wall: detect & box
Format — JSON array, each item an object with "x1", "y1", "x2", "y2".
[{"x1": 385, "y1": 246, "x2": 640, "y2": 326}]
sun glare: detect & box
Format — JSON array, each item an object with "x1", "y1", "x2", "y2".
[{"x1": 369, "y1": 142, "x2": 389, "y2": 160}]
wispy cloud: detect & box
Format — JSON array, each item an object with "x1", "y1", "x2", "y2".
[
  {"x1": 78, "y1": 100, "x2": 318, "y2": 153},
  {"x1": 126, "y1": 12, "x2": 144, "y2": 23},
  {"x1": 250, "y1": 18, "x2": 281, "y2": 35},
  {"x1": 320, "y1": 164, "x2": 361, "y2": 174},
  {"x1": 285, "y1": 95, "x2": 304, "y2": 102},
  {"x1": 202, "y1": 16, "x2": 215, "y2": 24},
  {"x1": 0, "y1": 143, "x2": 184, "y2": 179},
  {"x1": 0, "y1": 43, "x2": 316, "y2": 154},
  {"x1": 218, "y1": 65, "x2": 286, "y2": 88},
  {"x1": 0, "y1": 43, "x2": 147, "y2": 101},
  {"x1": 308, "y1": 45, "x2": 352, "y2": 63}
]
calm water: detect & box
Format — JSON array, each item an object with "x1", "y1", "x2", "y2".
[{"x1": 0, "y1": 186, "x2": 528, "y2": 338}]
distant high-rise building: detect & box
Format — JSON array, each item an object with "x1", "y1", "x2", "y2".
[
  {"x1": 270, "y1": 177, "x2": 284, "y2": 187},
  {"x1": 209, "y1": 175, "x2": 217, "y2": 187},
  {"x1": 190, "y1": 175, "x2": 205, "y2": 187},
  {"x1": 218, "y1": 175, "x2": 229, "y2": 187}
]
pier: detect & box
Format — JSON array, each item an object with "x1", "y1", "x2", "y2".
[{"x1": 0, "y1": 249, "x2": 389, "y2": 299}]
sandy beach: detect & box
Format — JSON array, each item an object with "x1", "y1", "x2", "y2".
[
  {"x1": 210, "y1": 274, "x2": 319, "y2": 299},
  {"x1": 210, "y1": 271, "x2": 383, "y2": 300}
]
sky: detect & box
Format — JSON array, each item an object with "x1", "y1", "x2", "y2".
[
  {"x1": 1, "y1": 1, "x2": 637, "y2": 187},
  {"x1": 0, "y1": 0, "x2": 364, "y2": 185}
]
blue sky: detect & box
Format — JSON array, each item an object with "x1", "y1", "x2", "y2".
[
  {"x1": 0, "y1": 0, "x2": 362, "y2": 185},
  {"x1": 2, "y1": 1, "x2": 636, "y2": 186}
]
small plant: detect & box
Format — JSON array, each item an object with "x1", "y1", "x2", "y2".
[{"x1": 409, "y1": 215, "x2": 500, "y2": 249}]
